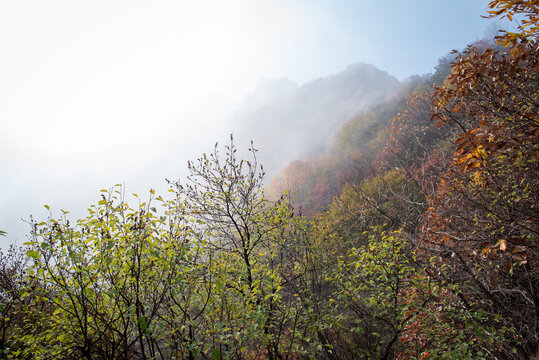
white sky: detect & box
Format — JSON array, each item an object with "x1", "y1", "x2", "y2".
[{"x1": 1, "y1": 1, "x2": 494, "y2": 247}]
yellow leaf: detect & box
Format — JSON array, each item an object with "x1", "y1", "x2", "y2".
[
  {"x1": 457, "y1": 153, "x2": 473, "y2": 165},
  {"x1": 473, "y1": 171, "x2": 482, "y2": 184},
  {"x1": 476, "y1": 145, "x2": 488, "y2": 159}
]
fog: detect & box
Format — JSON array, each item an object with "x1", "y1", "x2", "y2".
[
  {"x1": 0, "y1": 1, "x2": 492, "y2": 248},
  {"x1": 230, "y1": 63, "x2": 401, "y2": 179}
]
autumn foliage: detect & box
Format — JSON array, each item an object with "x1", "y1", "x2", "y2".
[
  {"x1": 419, "y1": 31, "x2": 539, "y2": 359},
  {"x1": 1, "y1": 2, "x2": 538, "y2": 359}
]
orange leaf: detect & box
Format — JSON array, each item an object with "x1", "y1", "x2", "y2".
[{"x1": 473, "y1": 171, "x2": 482, "y2": 184}]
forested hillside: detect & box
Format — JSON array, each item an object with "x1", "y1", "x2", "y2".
[
  {"x1": 0, "y1": 1, "x2": 538, "y2": 359},
  {"x1": 231, "y1": 63, "x2": 400, "y2": 178}
]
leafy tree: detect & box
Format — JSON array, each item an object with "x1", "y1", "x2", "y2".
[
  {"x1": 22, "y1": 188, "x2": 194, "y2": 359},
  {"x1": 170, "y1": 136, "x2": 322, "y2": 359},
  {"x1": 420, "y1": 5, "x2": 539, "y2": 357},
  {"x1": 487, "y1": 0, "x2": 539, "y2": 55},
  {"x1": 0, "y1": 245, "x2": 49, "y2": 359},
  {"x1": 375, "y1": 87, "x2": 455, "y2": 176},
  {"x1": 324, "y1": 168, "x2": 425, "y2": 247},
  {"x1": 328, "y1": 229, "x2": 433, "y2": 360}
]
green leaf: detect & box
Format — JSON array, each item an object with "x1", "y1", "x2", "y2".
[
  {"x1": 138, "y1": 316, "x2": 148, "y2": 332},
  {"x1": 26, "y1": 250, "x2": 39, "y2": 259},
  {"x1": 215, "y1": 279, "x2": 224, "y2": 290},
  {"x1": 211, "y1": 349, "x2": 221, "y2": 360}
]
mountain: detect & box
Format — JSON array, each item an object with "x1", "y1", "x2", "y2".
[{"x1": 231, "y1": 63, "x2": 401, "y2": 178}]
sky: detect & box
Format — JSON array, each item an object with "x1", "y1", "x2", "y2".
[{"x1": 0, "y1": 1, "x2": 497, "y2": 248}]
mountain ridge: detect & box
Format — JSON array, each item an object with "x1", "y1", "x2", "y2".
[{"x1": 231, "y1": 62, "x2": 401, "y2": 179}]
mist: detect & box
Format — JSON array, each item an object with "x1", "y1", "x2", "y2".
[
  {"x1": 230, "y1": 63, "x2": 401, "y2": 179},
  {"x1": 0, "y1": 1, "x2": 492, "y2": 248}
]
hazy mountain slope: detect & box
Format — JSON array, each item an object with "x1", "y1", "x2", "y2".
[{"x1": 231, "y1": 63, "x2": 400, "y2": 178}]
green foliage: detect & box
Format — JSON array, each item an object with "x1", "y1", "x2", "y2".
[
  {"x1": 3, "y1": 4, "x2": 538, "y2": 357},
  {"x1": 327, "y1": 229, "x2": 430, "y2": 359},
  {"x1": 170, "y1": 137, "x2": 326, "y2": 359},
  {"x1": 2, "y1": 138, "x2": 330, "y2": 360},
  {"x1": 324, "y1": 169, "x2": 424, "y2": 248},
  {"x1": 22, "y1": 188, "x2": 190, "y2": 358}
]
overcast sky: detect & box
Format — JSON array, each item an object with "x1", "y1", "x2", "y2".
[{"x1": 1, "y1": 1, "x2": 495, "y2": 248}]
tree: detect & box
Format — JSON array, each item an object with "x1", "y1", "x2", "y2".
[
  {"x1": 22, "y1": 188, "x2": 194, "y2": 359},
  {"x1": 328, "y1": 229, "x2": 433, "y2": 360},
  {"x1": 170, "y1": 135, "x2": 320, "y2": 359},
  {"x1": 487, "y1": 0, "x2": 539, "y2": 55},
  {"x1": 323, "y1": 168, "x2": 425, "y2": 249},
  {"x1": 0, "y1": 245, "x2": 49, "y2": 359},
  {"x1": 420, "y1": 6, "x2": 539, "y2": 357}
]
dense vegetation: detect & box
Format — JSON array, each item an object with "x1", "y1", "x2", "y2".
[{"x1": 1, "y1": 1, "x2": 538, "y2": 359}]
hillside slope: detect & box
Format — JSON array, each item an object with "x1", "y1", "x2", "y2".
[{"x1": 231, "y1": 63, "x2": 400, "y2": 178}]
